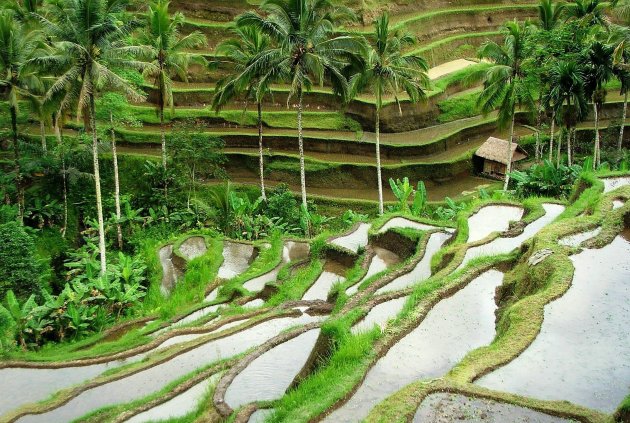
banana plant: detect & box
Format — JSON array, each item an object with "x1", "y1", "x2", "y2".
[
  {"x1": 389, "y1": 177, "x2": 414, "y2": 213},
  {"x1": 1, "y1": 291, "x2": 38, "y2": 349},
  {"x1": 412, "y1": 181, "x2": 427, "y2": 216}
]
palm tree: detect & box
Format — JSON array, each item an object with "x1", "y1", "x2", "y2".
[
  {"x1": 0, "y1": 10, "x2": 43, "y2": 224},
  {"x1": 609, "y1": 24, "x2": 630, "y2": 153},
  {"x1": 349, "y1": 13, "x2": 429, "y2": 215},
  {"x1": 475, "y1": 20, "x2": 536, "y2": 190},
  {"x1": 537, "y1": 0, "x2": 566, "y2": 30},
  {"x1": 566, "y1": 0, "x2": 610, "y2": 27},
  {"x1": 138, "y1": 0, "x2": 206, "y2": 169},
  {"x1": 36, "y1": 0, "x2": 146, "y2": 274},
  {"x1": 548, "y1": 60, "x2": 588, "y2": 165},
  {"x1": 212, "y1": 25, "x2": 275, "y2": 200},
  {"x1": 583, "y1": 41, "x2": 615, "y2": 168},
  {"x1": 237, "y1": 0, "x2": 359, "y2": 213}
]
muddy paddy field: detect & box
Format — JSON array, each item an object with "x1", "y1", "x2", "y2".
[{"x1": 1, "y1": 176, "x2": 629, "y2": 423}]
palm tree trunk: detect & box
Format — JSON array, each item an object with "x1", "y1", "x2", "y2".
[
  {"x1": 160, "y1": 104, "x2": 167, "y2": 168},
  {"x1": 297, "y1": 88, "x2": 310, "y2": 237},
  {"x1": 619, "y1": 91, "x2": 627, "y2": 153},
  {"x1": 54, "y1": 118, "x2": 67, "y2": 238},
  {"x1": 503, "y1": 112, "x2": 516, "y2": 191},
  {"x1": 567, "y1": 127, "x2": 572, "y2": 166},
  {"x1": 549, "y1": 112, "x2": 555, "y2": 162},
  {"x1": 110, "y1": 112, "x2": 123, "y2": 250},
  {"x1": 592, "y1": 100, "x2": 600, "y2": 170},
  {"x1": 297, "y1": 88, "x2": 307, "y2": 211},
  {"x1": 10, "y1": 105, "x2": 23, "y2": 224},
  {"x1": 556, "y1": 129, "x2": 563, "y2": 167},
  {"x1": 89, "y1": 94, "x2": 107, "y2": 275},
  {"x1": 375, "y1": 106, "x2": 384, "y2": 214},
  {"x1": 39, "y1": 120, "x2": 47, "y2": 155},
  {"x1": 257, "y1": 101, "x2": 266, "y2": 200}
]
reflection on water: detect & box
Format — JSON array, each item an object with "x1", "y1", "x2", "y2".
[
  {"x1": 17, "y1": 314, "x2": 320, "y2": 423},
  {"x1": 602, "y1": 176, "x2": 630, "y2": 193},
  {"x1": 224, "y1": 329, "x2": 320, "y2": 409},
  {"x1": 302, "y1": 271, "x2": 346, "y2": 301},
  {"x1": 346, "y1": 247, "x2": 400, "y2": 296},
  {"x1": 218, "y1": 241, "x2": 256, "y2": 280},
  {"x1": 126, "y1": 373, "x2": 221, "y2": 423},
  {"x1": 376, "y1": 232, "x2": 451, "y2": 295},
  {"x1": 466, "y1": 205, "x2": 523, "y2": 243},
  {"x1": 178, "y1": 236, "x2": 207, "y2": 261},
  {"x1": 249, "y1": 409, "x2": 274, "y2": 423},
  {"x1": 325, "y1": 270, "x2": 503, "y2": 423},
  {"x1": 330, "y1": 223, "x2": 370, "y2": 253},
  {"x1": 413, "y1": 393, "x2": 569, "y2": 423},
  {"x1": 477, "y1": 232, "x2": 630, "y2": 413},
  {"x1": 0, "y1": 354, "x2": 143, "y2": 417},
  {"x1": 458, "y1": 204, "x2": 565, "y2": 270},
  {"x1": 159, "y1": 245, "x2": 182, "y2": 295},
  {"x1": 351, "y1": 296, "x2": 408, "y2": 334},
  {"x1": 378, "y1": 217, "x2": 446, "y2": 234},
  {"x1": 558, "y1": 227, "x2": 602, "y2": 247}
]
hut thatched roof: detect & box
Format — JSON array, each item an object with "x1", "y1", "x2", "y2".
[{"x1": 475, "y1": 137, "x2": 528, "y2": 165}]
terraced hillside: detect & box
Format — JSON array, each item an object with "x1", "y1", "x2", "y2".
[
  {"x1": 8, "y1": 0, "x2": 626, "y2": 203},
  {"x1": 2, "y1": 174, "x2": 628, "y2": 423}
]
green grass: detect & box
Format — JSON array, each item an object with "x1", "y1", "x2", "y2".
[{"x1": 129, "y1": 104, "x2": 362, "y2": 132}]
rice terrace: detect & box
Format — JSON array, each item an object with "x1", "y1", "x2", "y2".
[{"x1": 0, "y1": 0, "x2": 629, "y2": 421}]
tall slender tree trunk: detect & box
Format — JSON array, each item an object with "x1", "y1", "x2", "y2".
[
  {"x1": 556, "y1": 129, "x2": 563, "y2": 167},
  {"x1": 619, "y1": 91, "x2": 627, "y2": 153},
  {"x1": 297, "y1": 88, "x2": 307, "y2": 211},
  {"x1": 257, "y1": 101, "x2": 266, "y2": 200},
  {"x1": 549, "y1": 112, "x2": 555, "y2": 162},
  {"x1": 535, "y1": 98, "x2": 543, "y2": 162},
  {"x1": 160, "y1": 104, "x2": 167, "y2": 168},
  {"x1": 10, "y1": 105, "x2": 23, "y2": 224},
  {"x1": 54, "y1": 118, "x2": 68, "y2": 238},
  {"x1": 503, "y1": 112, "x2": 516, "y2": 191},
  {"x1": 89, "y1": 94, "x2": 107, "y2": 275},
  {"x1": 297, "y1": 87, "x2": 310, "y2": 237},
  {"x1": 375, "y1": 106, "x2": 384, "y2": 214},
  {"x1": 592, "y1": 100, "x2": 600, "y2": 170},
  {"x1": 567, "y1": 128, "x2": 573, "y2": 166},
  {"x1": 110, "y1": 112, "x2": 123, "y2": 250},
  {"x1": 39, "y1": 120, "x2": 47, "y2": 155}
]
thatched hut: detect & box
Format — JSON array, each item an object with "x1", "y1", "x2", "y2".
[{"x1": 474, "y1": 137, "x2": 528, "y2": 178}]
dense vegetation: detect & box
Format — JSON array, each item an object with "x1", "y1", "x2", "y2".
[{"x1": 0, "y1": 0, "x2": 628, "y2": 355}]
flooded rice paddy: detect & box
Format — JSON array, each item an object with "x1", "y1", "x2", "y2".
[
  {"x1": 126, "y1": 373, "x2": 221, "y2": 423},
  {"x1": 159, "y1": 245, "x2": 183, "y2": 294},
  {"x1": 375, "y1": 231, "x2": 451, "y2": 295},
  {"x1": 558, "y1": 227, "x2": 602, "y2": 247},
  {"x1": 218, "y1": 241, "x2": 257, "y2": 280},
  {"x1": 602, "y1": 176, "x2": 630, "y2": 193},
  {"x1": 224, "y1": 329, "x2": 320, "y2": 409},
  {"x1": 330, "y1": 223, "x2": 370, "y2": 253},
  {"x1": 351, "y1": 296, "x2": 409, "y2": 334},
  {"x1": 377, "y1": 217, "x2": 447, "y2": 234},
  {"x1": 457, "y1": 204, "x2": 565, "y2": 270},
  {"x1": 17, "y1": 314, "x2": 320, "y2": 423},
  {"x1": 324, "y1": 270, "x2": 503, "y2": 422},
  {"x1": 302, "y1": 269, "x2": 346, "y2": 301},
  {"x1": 466, "y1": 205, "x2": 523, "y2": 243},
  {"x1": 346, "y1": 246, "x2": 401, "y2": 296},
  {"x1": 476, "y1": 230, "x2": 630, "y2": 412},
  {"x1": 178, "y1": 236, "x2": 207, "y2": 261},
  {"x1": 413, "y1": 393, "x2": 570, "y2": 423}
]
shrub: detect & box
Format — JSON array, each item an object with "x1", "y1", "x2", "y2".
[
  {"x1": 510, "y1": 160, "x2": 581, "y2": 198},
  {"x1": 0, "y1": 222, "x2": 41, "y2": 298}
]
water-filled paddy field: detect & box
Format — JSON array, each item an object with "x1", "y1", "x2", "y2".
[{"x1": 2, "y1": 177, "x2": 629, "y2": 423}]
